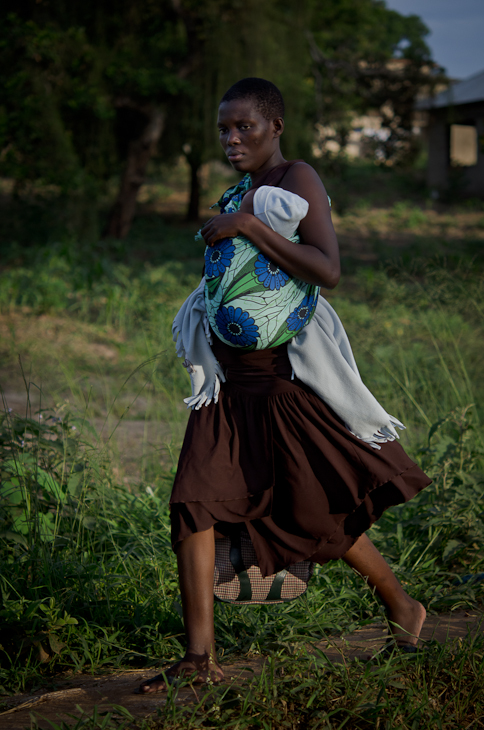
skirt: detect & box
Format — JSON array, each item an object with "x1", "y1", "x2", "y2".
[{"x1": 170, "y1": 335, "x2": 431, "y2": 577}]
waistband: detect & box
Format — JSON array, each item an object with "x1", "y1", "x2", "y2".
[{"x1": 210, "y1": 331, "x2": 301, "y2": 396}]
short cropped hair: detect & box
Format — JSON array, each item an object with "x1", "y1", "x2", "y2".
[{"x1": 220, "y1": 78, "x2": 285, "y2": 121}]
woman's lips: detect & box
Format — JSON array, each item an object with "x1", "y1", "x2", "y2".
[{"x1": 227, "y1": 152, "x2": 244, "y2": 162}]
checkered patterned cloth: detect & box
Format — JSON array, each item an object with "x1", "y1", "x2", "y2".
[{"x1": 214, "y1": 530, "x2": 313, "y2": 605}]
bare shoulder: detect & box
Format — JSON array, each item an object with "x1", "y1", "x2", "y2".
[
  {"x1": 281, "y1": 161, "x2": 328, "y2": 197},
  {"x1": 281, "y1": 162, "x2": 324, "y2": 192}
]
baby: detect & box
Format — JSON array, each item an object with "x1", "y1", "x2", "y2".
[
  {"x1": 176, "y1": 185, "x2": 313, "y2": 407},
  {"x1": 239, "y1": 185, "x2": 309, "y2": 240},
  {"x1": 204, "y1": 183, "x2": 318, "y2": 352}
]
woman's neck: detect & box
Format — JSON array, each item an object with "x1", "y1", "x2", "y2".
[{"x1": 249, "y1": 151, "x2": 286, "y2": 186}]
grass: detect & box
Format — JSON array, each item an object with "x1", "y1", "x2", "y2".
[
  {"x1": 144, "y1": 639, "x2": 484, "y2": 730},
  {"x1": 0, "y1": 161, "x2": 484, "y2": 727}
]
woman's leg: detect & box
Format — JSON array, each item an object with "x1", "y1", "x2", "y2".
[
  {"x1": 342, "y1": 533, "x2": 426, "y2": 646},
  {"x1": 139, "y1": 527, "x2": 222, "y2": 693}
]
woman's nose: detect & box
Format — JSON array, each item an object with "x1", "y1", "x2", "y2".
[{"x1": 227, "y1": 129, "x2": 240, "y2": 145}]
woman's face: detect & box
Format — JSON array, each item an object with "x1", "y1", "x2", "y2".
[{"x1": 217, "y1": 98, "x2": 284, "y2": 176}]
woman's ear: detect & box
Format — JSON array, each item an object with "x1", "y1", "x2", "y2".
[{"x1": 272, "y1": 117, "x2": 284, "y2": 139}]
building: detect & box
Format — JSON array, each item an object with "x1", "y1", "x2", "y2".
[
  {"x1": 312, "y1": 59, "x2": 443, "y2": 164},
  {"x1": 313, "y1": 108, "x2": 428, "y2": 162},
  {"x1": 417, "y1": 70, "x2": 484, "y2": 198}
]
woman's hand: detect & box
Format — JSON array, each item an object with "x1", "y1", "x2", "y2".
[
  {"x1": 201, "y1": 162, "x2": 340, "y2": 289},
  {"x1": 201, "y1": 212, "x2": 252, "y2": 247}
]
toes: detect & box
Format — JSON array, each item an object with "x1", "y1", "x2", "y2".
[
  {"x1": 137, "y1": 673, "x2": 169, "y2": 694},
  {"x1": 138, "y1": 682, "x2": 165, "y2": 694},
  {"x1": 137, "y1": 658, "x2": 224, "y2": 694}
]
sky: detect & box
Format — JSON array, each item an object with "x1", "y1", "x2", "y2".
[{"x1": 384, "y1": 0, "x2": 484, "y2": 79}]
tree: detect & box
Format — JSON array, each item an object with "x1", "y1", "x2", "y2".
[
  {"x1": 0, "y1": 17, "x2": 107, "y2": 236},
  {"x1": 0, "y1": 0, "x2": 443, "y2": 241},
  {"x1": 0, "y1": 1, "x2": 189, "y2": 238},
  {"x1": 159, "y1": 0, "x2": 312, "y2": 221},
  {"x1": 1, "y1": 0, "x2": 310, "y2": 233},
  {"x1": 305, "y1": 0, "x2": 445, "y2": 163}
]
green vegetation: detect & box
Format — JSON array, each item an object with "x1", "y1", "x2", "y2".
[
  {"x1": 1, "y1": 0, "x2": 441, "y2": 238},
  {"x1": 0, "y1": 163, "x2": 483, "y2": 727}
]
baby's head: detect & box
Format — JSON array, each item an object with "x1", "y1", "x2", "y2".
[{"x1": 244, "y1": 186, "x2": 308, "y2": 239}]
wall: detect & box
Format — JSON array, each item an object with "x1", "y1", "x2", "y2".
[{"x1": 426, "y1": 100, "x2": 484, "y2": 197}]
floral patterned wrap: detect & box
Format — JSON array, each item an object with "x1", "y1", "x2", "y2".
[{"x1": 204, "y1": 174, "x2": 319, "y2": 351}]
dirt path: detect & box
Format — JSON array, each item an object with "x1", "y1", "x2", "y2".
[{"x1": 1, "y1": 612, "x2": 482, "y2": 729}]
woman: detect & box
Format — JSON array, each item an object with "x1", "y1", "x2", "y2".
[{"x1": 139, "y1": 78, "x2": 430, "y2": 693}]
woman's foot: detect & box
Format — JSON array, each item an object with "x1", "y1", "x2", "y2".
[
  {"x1": 138, "y1": 651, "x2": 224, "y2": 694},
  {"x1": 386, "y1": 596, "x2": 426, "y2": 647}
]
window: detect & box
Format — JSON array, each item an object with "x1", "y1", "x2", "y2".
[{"x1": 450, "y1": 124, "x2": 478, "y2": 166}]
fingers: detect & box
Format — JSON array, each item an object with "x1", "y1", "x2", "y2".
[
  {"x1": 204, "y1": 224, "x2": 226, "y2": 247},
  {"x1": 200, "y1": 217, "x2": 213, "y2": 234},
  {"x1": 200, "y1": 218, "x2": 214, "y2": 246},
  {"x1": 200, "y1": 222, "x2": 217, "y2": 247},
  {"x1": 201, "y1": 213, "x2": 238, "y2": 246}
]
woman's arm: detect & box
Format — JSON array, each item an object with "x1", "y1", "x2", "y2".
[{"x1": 200, "y1": 162, "x2": 340, "y2": 289}]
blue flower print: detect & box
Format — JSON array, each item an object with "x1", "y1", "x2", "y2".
[
  {"x1": 217, "y1": 175, "x2": 251, "y2": 213},
  {"x1": 286, "y1": 295, "x2": 317, "y2": 332},
  {"x1": 254, "y1": 254, "x2": 289, "y2": 291},
  {"x1": 215, "y1": 306, "x2": 260, "y2": 347},
  {"x1": 205, "y1": 239, "x2": 235, "y2": 278}
]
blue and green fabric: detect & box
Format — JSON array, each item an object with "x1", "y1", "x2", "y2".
[{"x1": 204, "y1": 175, "x2": 319, "y2": 351}]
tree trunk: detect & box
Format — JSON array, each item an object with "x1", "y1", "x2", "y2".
[
  {"x1": 104, "y1": 106, "x2": 165, "y2": 239},
  {"x1": 186, "y1": 155, "x2": 202, "y2": 221}
]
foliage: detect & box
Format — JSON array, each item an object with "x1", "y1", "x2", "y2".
[
  {"x1": 0, "y1": 399, "x2": 483, "y2": 698},
  {"x1": 306, "y1": 0, "x2": 445, "y2": 164},
  {"x1": 0, "y1": 0, "x2": 444, "y2": 236},
  {"x1": 160, "y1": 0, "x2": 313, "y2": 197},
  {"x1": 1, "y1": 0, "x2": 310, "y2": 228},
  {"x1": 0, "y1": 404, "x2": 182, "y2": 692},
  {"x1": 144, "y1": 640, "x2": 484, "y2": 729},
  {"x1": 0, "y1": 0, "x2": 186, "y2": 234}
]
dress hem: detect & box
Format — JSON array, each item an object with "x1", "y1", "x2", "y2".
[{"x1": 171, "y1": 462, "x2": 431, "y2": 575}]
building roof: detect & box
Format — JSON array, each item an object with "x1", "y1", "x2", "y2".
[{"x1": 417, "y1": 69, "x2": 484, "y2": 110}]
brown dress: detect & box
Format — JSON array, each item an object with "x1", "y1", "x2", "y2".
[{"x1": 170, "y1": 334, "x2": 431, "y2": 578}]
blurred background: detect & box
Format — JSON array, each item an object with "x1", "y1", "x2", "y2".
[{"x1": 1, "y1": 0, "x2": 483, "y2": 242}]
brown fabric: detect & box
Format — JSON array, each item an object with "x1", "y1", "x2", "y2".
[{"x1": 170, "y1": 336, "x2": 431, "y2": 577}]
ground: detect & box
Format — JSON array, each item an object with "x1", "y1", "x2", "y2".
[{"x1": 1, "y1": 612, "x2": 482, "y2": 729}]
